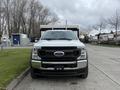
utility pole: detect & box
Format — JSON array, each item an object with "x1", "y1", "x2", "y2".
[
  {"x1": 115, "y1": 10, "x2": 118, "y2": 40},
  {"x1": 65, "y1": 20, "x2": 67, "y2": 30}
]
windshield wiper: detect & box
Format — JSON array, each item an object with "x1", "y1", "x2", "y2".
[
  {"x1": 58, "y1": 38, "x2": 72, "y2": 40},
  {"x1": 42, "y1": 38, "x2": 56, "y2": 40},
  {"x1": 42, "y1": 38, "x2": 72, "y2": 40}
]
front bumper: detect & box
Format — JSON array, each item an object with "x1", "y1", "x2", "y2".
[{"x1": 31, "y1": 60, "x2": 88, "y2": 70}]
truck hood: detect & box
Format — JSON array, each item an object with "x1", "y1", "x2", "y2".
[{"x1": 34, "y1": 40, "x2": 85, "y2": 48}]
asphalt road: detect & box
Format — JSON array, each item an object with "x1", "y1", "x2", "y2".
[{"x1": 15, "y1": 44, "x2": 120, "y2": 90}]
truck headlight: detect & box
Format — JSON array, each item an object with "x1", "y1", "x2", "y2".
[
  {"x1": 77, "y1": 48, "x2": 87, "y2": 60},
  {"x1": 32, "y1": 48, "x2": 41, "y2": 60}
]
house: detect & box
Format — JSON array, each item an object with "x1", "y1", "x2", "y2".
[{"x1": 113, "y1": 31, "x2": 120, "y2": 44}]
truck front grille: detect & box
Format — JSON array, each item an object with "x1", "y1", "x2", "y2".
[{"x1": 38, "y1": 47, "x2": 81, "y2": 62}]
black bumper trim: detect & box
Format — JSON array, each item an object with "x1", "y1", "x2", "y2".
[{"x1": 31, "y1": 67, "x2": 87, "y2": 76}]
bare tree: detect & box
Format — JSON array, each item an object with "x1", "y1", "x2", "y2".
[
  {"x1": 28, "y1": 0, "x2": 39, "y2": 37},
  {"x1": 92, "y1": 18, "x2": 106, "y2": 30},
  {"x1": 0, "y1": 0, "x2": 1, "y2": 32},
  {"x1": 91, "y1": 17, "x2": 107, "y2": 43},
  {"x1": 0, "y1": 0, "x2": 59, "y2": 39},
  {"x1": 3, "y1": 0, "x2": 11, "y2": 36},
  {"x1": 10, "y1": 0, "x2": 27, "y2": 33},
  {"x1": 97, "y1": 18, "x2": 106, "y2": 32},
  {"x1": 28, "y1": 0, "x2": 58, "y2": 37},
  {"x1": 0, "y1": 0, "x2": 7, "y2": 37},
  {"x1": 107, "y1": 10, "x2": 120, "y2": 38},
  {"x1": 38, "y1": 7, "x2": 58, "y2": 25},
  {"x1": 0, "y1": 0, "x2": 2, "y2": 42}
]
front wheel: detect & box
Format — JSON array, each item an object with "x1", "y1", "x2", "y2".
[
  {"x1": 78, "y1": 66, "x2": 88, "y2": 79},
  {"x1": 81, "y1": 66, "x2": 88, "y2": 79},
  {"x1": 81, "y1": 73, "x2": 88, "y2": 79},
  {"x1": 30, "y1": 68, "x2": 38, "y2": 79}
]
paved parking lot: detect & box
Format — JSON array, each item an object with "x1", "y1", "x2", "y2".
[{"x1": 15, "y1": 44, "x2": 120, "y2": 90}]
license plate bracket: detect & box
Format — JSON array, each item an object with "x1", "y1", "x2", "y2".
[{"x1": 54, "y1": 65, "x2": 64, "y2": 70}]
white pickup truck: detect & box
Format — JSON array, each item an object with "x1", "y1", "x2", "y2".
[{"x1": 30, "y1": 27, "x2": 88, "y2": 79}]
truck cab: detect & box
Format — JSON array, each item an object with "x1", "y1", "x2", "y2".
[{"x1": 30, "y1": 25, "x2": 88, "y2": 79}]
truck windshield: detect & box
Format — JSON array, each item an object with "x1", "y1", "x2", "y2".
[{"x1": 41, "y1": 30, "x2": 78, "y2": 40}]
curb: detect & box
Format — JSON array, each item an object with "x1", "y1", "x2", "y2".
[{"x1": 6, "y1": 68, "x2": 30, "y2": 90}]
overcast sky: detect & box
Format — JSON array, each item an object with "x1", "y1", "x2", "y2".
[{"x1": 40, "y1": 0, "x2": 120, "y2": 28}]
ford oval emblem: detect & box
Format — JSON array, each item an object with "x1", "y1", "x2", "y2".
[{"x1": 54, "y1": 51, "x2": 64, "y2": 57}]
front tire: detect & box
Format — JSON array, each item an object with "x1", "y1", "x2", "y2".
[
  {"x1": 77, "y1": 66, "x2": 88, "y2": 79},
  {"x1": 30, "y1": 68, "x2": 38, "y2": 79},
  {"x1": 80, "y1": 66, "x2": 88, "y2": 79}
]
